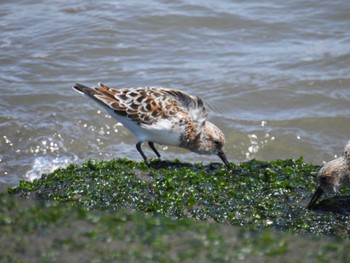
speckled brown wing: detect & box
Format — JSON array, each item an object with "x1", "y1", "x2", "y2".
[
  {"x1": 73, "y1": 83, "x2": 178, "y2": 125},
  {"x1": 122, "y1": 87, "x2": 209, "y2": 127},
  {"x1": 120, "y1": 87, "x2": 198, "y2": 125},
  {"x1": 73, "y1": 83, "x2": 208, "y2": 127}
]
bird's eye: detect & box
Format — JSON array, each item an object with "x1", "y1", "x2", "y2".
[{"x1": 213, "y1": 140, "x2": 221, "y2": 146}]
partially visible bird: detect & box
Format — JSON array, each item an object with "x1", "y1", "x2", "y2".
[{"x1": 307, "y1": 141, "x2": 350, "y2": 209}]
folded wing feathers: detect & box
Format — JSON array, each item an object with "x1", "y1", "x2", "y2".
[
  {"x1": 163, "y1": 89, "x2": 207, "y2": 126},
  {"x1": 74, "y1": 83, "x2": 208, "y2": 126}
]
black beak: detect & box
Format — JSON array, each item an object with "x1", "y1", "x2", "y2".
[
  {"x1": 307, "y1": 187, "x2": 324, "y2": 209},
  {"x1": 217, "y1": 150, "x2": 230, "y2": 169}
]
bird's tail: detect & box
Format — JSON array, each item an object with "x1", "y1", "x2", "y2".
[
  {"x1": 72, "y1": 83, "x2": 126, "y2": 113},
  {"x1": 72, "y1": 83, "x2": 95, "y2": 96}
]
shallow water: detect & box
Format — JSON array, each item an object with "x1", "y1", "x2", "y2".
[{"x1": 1, "y1": 0, "x2": 350, "y2": 186}]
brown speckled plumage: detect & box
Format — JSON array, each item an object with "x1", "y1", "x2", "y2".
[
  {"x1": 308, "y1": 141, "x2": 350, "y2": 209},
  {"x1": 72, "y1": 83, "x2": 230, "y2": 168}
]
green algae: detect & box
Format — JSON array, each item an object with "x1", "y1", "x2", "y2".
[
  {"x1": 1, "y1": 194, "x2": 350, "y2": 263},
  {"x1": 4, "y1": 158, "x2": 350, "y2": 261},
  {"x1": 8, "y1": 158, "x2": 350, "y2": 237}
]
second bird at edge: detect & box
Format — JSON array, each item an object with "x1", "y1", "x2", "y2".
[{"x1": 308, "y1": 141, "x2": 350, "y2": 209}]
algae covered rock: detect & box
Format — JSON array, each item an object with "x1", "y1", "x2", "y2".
[{"x1": 9, "y1": 157, "x2": 350, "y2": 237}]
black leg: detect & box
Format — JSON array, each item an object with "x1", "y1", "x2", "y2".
[
  {"x1": 148, "y1": 142, "x2": 161, "y2": 159},
  {"x1": 136, "y1": 141, "x2": 150, "y2": 165}
]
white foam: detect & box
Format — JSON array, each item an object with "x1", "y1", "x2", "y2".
[{"x1": 25, "y1": 156, "x2": 75, "y2": 181}]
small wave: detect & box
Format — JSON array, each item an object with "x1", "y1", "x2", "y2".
[{"x1": 24, "y1": 156, "x2": 76, "y2": 181}]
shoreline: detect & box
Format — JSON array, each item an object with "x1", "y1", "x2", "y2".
[{"x1": 3, "y1": 157, "x2": 350, "y2": 261}]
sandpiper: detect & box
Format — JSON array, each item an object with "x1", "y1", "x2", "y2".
[
  {"x1": 307, "y1": 141, "x2": 350, "y2": 209},
  {"x1": 72, "y1": 83, "x2": 230, "y2": 168}
]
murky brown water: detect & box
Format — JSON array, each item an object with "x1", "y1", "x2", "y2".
[{"x1": 1, "y1": 0, "x2": 350, "y2": 185}]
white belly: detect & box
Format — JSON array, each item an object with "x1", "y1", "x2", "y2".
[{"x1": 107, "y1": 109, "x2": 181, "y2": 146}]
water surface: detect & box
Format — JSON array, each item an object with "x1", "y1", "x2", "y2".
[{"x1": 1, "y1": 0, "x2": 350, "y2": 185}]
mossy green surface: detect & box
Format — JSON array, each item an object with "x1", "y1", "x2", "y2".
[
  {"x1": 1, "y1": 194, "x2": 350, "y2": 263},
  {"x1": 4, "y1": 158, "x2": 350, "y2": 262}
]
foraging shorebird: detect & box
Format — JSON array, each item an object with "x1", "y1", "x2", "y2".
[
  {"x1": 73, "y1": 83, "x2": 230, "y2": 168},
  {"x1": 307, "y1": 141, "x2": 350, "y2": 209}
]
